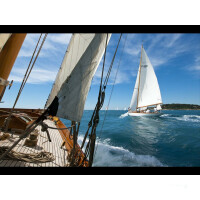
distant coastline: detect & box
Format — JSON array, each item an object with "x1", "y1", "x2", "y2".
[{"x1": 162, "y1": 104, "x2": 200, "y2": 110}]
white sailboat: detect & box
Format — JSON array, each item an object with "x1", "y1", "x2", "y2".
[{"x1": 128, "y1": 45, "x2": 162, "y2": 117}]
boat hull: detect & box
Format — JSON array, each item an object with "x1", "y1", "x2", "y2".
[{"x1": 128, "y1": 112, "x2": 162, "y2": 117}]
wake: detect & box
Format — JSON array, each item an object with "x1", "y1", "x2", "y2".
[
  {"x1": 160, "y1": 114, "x2": 200, "y2": 123},
  {"x1": 119, "y1": 112, "x2": 129, "y2": 119},
  {"x1": 77, "y1": 135, "x2": 164, "y2": 167}
]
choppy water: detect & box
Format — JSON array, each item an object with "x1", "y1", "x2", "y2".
[{"x1": 62, "y1": 110, "x2": 200, "y2": 167}]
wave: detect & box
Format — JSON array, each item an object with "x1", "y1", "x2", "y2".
[
  {"x1": 160, "y1": 114, "x2": 172, "y2": 118},
  {"x1": 78, "y1": 135, "x2": 164, "y2": 167},
  {"x1": 160, "y1": 114, "x2": 200, "y2": 122},
  {"x1": 119, "y1": 112, "x2": 129, "y2": 119}
]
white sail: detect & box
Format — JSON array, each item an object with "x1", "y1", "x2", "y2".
[
  {"x1": 0, "y1": 34, "x2": 12, "y2": 52},
  {"x1": 130, "y1": 47, "x2": 162, "y2": 111},
  {"x1": 156, "y1": 104, "x2": 162, "y2": 110},
  {"x1": 129, "y1": 66, "x2": 140, "y2": 111},
  {"x1": 46, "y1": 34, "x2": 97, "y2": 108},
  {"x1": 137, "y1": 47, "x2": 162, "y2": 108},
  {"x1": 47, "y1": 34, "x2": 111, "y2": 122}
]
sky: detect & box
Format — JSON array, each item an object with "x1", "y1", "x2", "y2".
[{"x1": 1, "y1": 33, "x2": 200, "y2": 110}]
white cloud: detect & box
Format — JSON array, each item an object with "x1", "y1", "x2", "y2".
[
  {"x1": 195, "y1": 55, "x2": 200, "y2": 62},
  {"x1": 165, "y1": 34, "x2": 182, "y2": 47},
  {"x1": 18, "y1": 33, "x2": 71, "y2": 57},
  {"x1": 47, "y1": 34, "x2": 72, "y2": 45},
  {"x1": 9, "y1": 67, "x2": 57, "y2": 84},
  {"x1": 187, "y1": 65, "x2": 200, "y2": 71}
]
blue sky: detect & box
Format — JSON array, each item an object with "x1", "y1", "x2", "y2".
[{"x1": 1, "y1": 33, "x2": 200, "y2": 110}]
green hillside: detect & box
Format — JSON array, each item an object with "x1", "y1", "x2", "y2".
[{"x1": 162, "y1": 104, "x2": 200, "y2": 110}]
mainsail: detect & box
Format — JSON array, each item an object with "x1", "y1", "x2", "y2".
[
  {"x1": 0, "y1": 34, "x2": 12, "y2": 52},
  {"x1": 130, "y1": 46, "x2": 162, "y2": 111},
  {"x1": 46, "y1": 34, "x2": 111, "y2": 122}
]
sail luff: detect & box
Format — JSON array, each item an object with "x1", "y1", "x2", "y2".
[{"x1": 136, "y1": 44, "x2": 143, "y2": 109}]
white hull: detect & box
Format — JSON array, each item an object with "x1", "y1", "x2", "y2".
[{"x1": 128, "y1": 112, "x2": 161, "y2": 117}]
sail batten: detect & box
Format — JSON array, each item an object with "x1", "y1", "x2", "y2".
[
  {"x1": 130, "y1": 47, "x2": 162, "y2": 111},
  {"x1": 46, "y1": 34, "x2": 111, "y2": 122}
]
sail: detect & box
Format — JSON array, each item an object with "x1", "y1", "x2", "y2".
[
  {"x1": 46, "y1": 34, "x2": 96, "y2": 108},
  {"x1": 137, "y1": 47, "x2": 162, "y2": 108},
  {"x1": 129, "y1": 47, "x2": 162, "y2": 111},
  {"x1": 47, "y1": 34, "x2": 111, "y2": 122},
  {"x1": 129, "y1": 66, "x2": 140, "y2": 111},
  {"x1": 156, "y1": 104, "x2": 162, "y2": 110},
  {"x1": 0, "y1": 34, "x2": 12, "y2": 52}
]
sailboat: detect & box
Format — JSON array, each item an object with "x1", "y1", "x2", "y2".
[
  {"x1": 128, "y1": 45, "x2": 162, "y2": 117},
  {"x1": 0, "y1": 33, "x2": 122, "y2": 167}
]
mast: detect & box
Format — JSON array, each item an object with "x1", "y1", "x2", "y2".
[
  {"x1": 0, "y1": 34, "x2": 26, "y2": 99},
  {"x1": 136, "y1": 44, "x2": 143, "y2": 110}
]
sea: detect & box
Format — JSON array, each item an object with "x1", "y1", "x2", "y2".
[{"x1": 62, "y1": 110, "x2": 200, "y2": 167}]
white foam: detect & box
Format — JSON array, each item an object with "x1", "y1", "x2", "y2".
[
  {"x1": 174, "y1": 115, "x2": 200, "y2": 122},
  {"x1": 160, "y1": 114, "x2": 200, "y2": 122},
  {"x1": 160, "y1": 114, "x2": 171, "y2": 118},
  {"x1": 78, "y1": 135, "x2": 164, "y2": 167},
  {"x1": 119, "y1": 112, "x2": 129, "y2": 119}
]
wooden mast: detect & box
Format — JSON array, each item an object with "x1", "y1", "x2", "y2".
[
  {"x1": 0, "y1": 34, "x2": 27, "y2": 98},
  {"x1": 136, "y1": 44, "x2": 143, "y2": 111}
]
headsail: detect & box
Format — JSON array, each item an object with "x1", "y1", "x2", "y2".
[
  {"x1": 129, "y1": 66, "x2": 140, "y2": 111},
  {"x1": 47, "y1": 34, "x2": 111, "y2": 122},
  {"x1": 0, "y1": 34, "x2": 12, "y2": 52},
  {"x1": 130, "y1": 46, "x2": 162, "y2": 111},
  {"x1": 45, "y1": 34, "x2": 97, "y2": 108}
]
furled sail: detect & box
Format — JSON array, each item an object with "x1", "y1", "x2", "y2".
[
  {"x1": 46, "y1": 34, "x2": 111, "y2": 122},
  {"x1": 130, "y1": 47, "x2": 162, "y2": 111},
  {"x1": 0, "y1": 34, "x2": 12, "y2": 52}
]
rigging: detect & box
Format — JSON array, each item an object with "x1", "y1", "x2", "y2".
[{"x1": 80, "y1": 34, "x2": 123, "y2": 167}]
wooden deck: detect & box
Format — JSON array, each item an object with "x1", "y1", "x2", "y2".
[{"x1": 0, "y1": 119, "x2": 68, "y2": 167}]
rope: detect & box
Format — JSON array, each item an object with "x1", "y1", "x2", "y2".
[
  {"x1": 80, "y1": 34, "x2": 123, "y2": 166},
  {"x1": 103, "y1": 34, "x2": 123, "y2": 89},
  {"x1": 0, "y1": 146, "x2": 54, "y2": 163},
  {"x1": 94, "y1": 34, "x2": 128, "y2": 158},
  {"x1": 41, "y1": 122, "x2": 75, "y2": 131},
  {"x1": 13, "y1": 34, "x2": 46, "y2": 109}
]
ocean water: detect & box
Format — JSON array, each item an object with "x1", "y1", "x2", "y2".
[{"x1": 62, "y1": 110, "x2": 200, "y2": 167}]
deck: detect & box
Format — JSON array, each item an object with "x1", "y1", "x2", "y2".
[{"x1": 0, "y1": 119, "x2": 68, "y2": 167}]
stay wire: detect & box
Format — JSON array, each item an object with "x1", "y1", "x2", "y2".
[
  {"x1": 103, "y1": 34, "x2": 123, "y2": 89},
  {"x1": 81, "y1": 34, "x2": 123, "y2": 164},
  {"x1": 4, "y1": 34, "x2": 47, "y2": 131},
  {"x1": 94, "y1": 34, "x2": 128, "y2": 159},
  {"x1": 13, "y1": 34, "x2": 44, "y2": 109},
  {"x1": 81, "y1": 34, "x2": 109, "y2": 150}
]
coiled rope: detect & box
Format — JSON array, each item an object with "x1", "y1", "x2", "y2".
[{"x1": 0, "y1": 146, "x2": 54, "y2": 163}]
